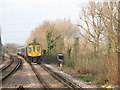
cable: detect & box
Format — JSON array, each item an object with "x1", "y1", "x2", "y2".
[
  {"x1": 2, "y1": 31, "x2": 31, "y2": 33},
  {"x1": 1, "y1": 23, "x2": 40, "y2": 26}
]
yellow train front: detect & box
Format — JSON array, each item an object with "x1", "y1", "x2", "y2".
[{"x1": 26, "y1": 43, "x2": 42, "y2": 64}]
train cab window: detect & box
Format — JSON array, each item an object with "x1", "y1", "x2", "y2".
[
  {"x1": 29, "y1": 47, "x2": 32, "y2": 52},
  {"x1": 37, "y1": 46, "x2": 40, "y2": 52},
  {"x1": 33, "y1": 46, "x2": 36, "y2": 52}
]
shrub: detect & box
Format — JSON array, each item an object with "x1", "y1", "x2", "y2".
[{"x1": 64, "y1": 59, "x2": 74, "y2": 68}]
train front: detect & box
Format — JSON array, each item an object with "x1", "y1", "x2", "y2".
[{"x1": 26, "y1": 43, "x2": 42, "y2": 64}]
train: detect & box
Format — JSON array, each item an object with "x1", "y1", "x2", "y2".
[{"x1": 17, "y1": 43, "x2": 42, "y2": 64}]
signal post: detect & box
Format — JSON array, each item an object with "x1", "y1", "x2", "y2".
[{"x1": 57, "y1": 54, "x2": 64, "y2": 71}]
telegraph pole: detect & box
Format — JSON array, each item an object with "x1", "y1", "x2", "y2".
[
  {"x1": 0, "y1": 26, "x2": 1, "y2": 90},
  {"x1": 0, "y1": 28, "x2": 1, "y2": 63}
]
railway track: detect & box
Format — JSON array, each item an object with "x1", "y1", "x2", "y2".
[
  {"x1": 19, "y1": 54, "x2": 83, "y2": 89},
  {"x1": 29, "y1": 64, "x2": 49, "y2": 89},
  {"x1": 1, "y1": 55, "x2": 22, "y2": 81},
  {"x1": 40, "y1": 64, "x2": 83, "y2": 89},
  {"x1": 0, "y1": 56, "x2": 14, "y2": 71},
  {"x1": 29, "y1": 63, "x2": 83, "y2": 89}
]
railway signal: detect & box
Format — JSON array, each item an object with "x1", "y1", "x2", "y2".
[{"x1": 57, "y1": 54, "x2": 64, "y2": 70}]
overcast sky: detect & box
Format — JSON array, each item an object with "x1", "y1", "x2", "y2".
[{"x1": 0, "y1": 0, "x2": 89, "y2": 45}]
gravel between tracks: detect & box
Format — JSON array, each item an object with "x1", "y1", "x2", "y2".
[
  {"x1": 2, "y1": 55, "x2": 42, "y2": 88},
  {"x1": 43, "y1": 63, "x2": 97, "y2": 88}
]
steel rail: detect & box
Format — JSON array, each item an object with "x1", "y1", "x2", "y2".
[
  {"x1": 0, "y1": 56, "x2": 14, "y2": 71},
  {"x1": 17, "y1": 85, "x2": 24, "y2": 90},
  {"x1": 40, "y1": 64, "x2": 72, "y2": 89},
  {"x1": 29, "y1": 64, "x2": 49, "y2": 90},
  {"x1": 19, "y1": 54, "x2": 82, "y2": 89},
  {"x1": 20, "y1": 54, "x2": 49, "y2": 89},
  {"x1": 2, "y1": 56, "x2": 22, "y2": 81},
  {"x1": 41, "y1": 64, "x2": 83, "y2": 90}
]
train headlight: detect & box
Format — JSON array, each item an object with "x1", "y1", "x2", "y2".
[
  {"x1": 29, "y1": 54, "x2": 31, "y2": 56},
  {"x1": 38, "y1": 54, "x2": 41, "y2": 55}
]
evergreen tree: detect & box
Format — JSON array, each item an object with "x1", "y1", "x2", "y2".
[
  {"x1": 46, "y1": 29, "x2": 60, "y2": 55},
  {"x1": 33, "y1": 38, "x2": 37, "y2": 43},
  {"x1": 72, "y1": 37, "x2": 79, "y2": 60}
]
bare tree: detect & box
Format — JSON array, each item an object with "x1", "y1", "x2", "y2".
[{"x1": 78, "y1": 2, "x2": 104, "y2": 59}]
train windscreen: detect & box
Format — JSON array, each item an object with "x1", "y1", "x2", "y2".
[
  {"x1": 33, "y1": 46, "x2": 36, "y2": 52},
  {"x1": 37, "y1": 46, "x2": 40, "y2": 52},
  {"x1": 29, "y1": 47, "x2": 32, "y2": 52}
]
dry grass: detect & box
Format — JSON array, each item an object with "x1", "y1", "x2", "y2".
[
  {"x1": 106, "y1": 52, "x2": 118, "y2": 85},
  {"x1": 72, "y1": 45, "x2": 118, "y2": 85}
]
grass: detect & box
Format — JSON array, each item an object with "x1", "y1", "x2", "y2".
[
  {"x1": 75, "y1": 74, "x2": 101, "y2": 84},
  {"x1": 74, "y1": 74, "x2": 114, "y2": 89},
  {"x1": 64, "y1": 59, "x2": 73, "y2": 68},
  {"x1": 97, "y1": 86, "x2": 114, "y2": 89}
]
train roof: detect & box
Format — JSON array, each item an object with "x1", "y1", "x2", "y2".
[
  {"x1": 17, "y1": 46, "x2": 25, "y2": 49},
  {"x1": 28, "y1": 43, "x2": 40, "y2": 46}
]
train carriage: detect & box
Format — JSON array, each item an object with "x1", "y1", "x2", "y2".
[
  {"x1": 26, "y1": 43, "x2": 42, "y2": 64},
  {"x1": 17, "y1": 43, "x2": 42, "y2": 64}
]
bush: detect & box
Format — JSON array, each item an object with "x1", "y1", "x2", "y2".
[
  {"x1": 64, "y1": 59, "x2": 73, "y2": 68},
  {"x1": 42, "y1": 49, "x2": 46, "y2": 55},
  {"x1": 42, "y1": 55, "x2": 59, "y2": 64},
  {"x1": 75, "y1": 74, "x2": 102, "y2": 84}
]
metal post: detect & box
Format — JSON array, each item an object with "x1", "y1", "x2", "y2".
[
  {"x1": 60, "y1": 61, "x2": 63, "y2": 71},
  {"x1": 0, "y1": 27, "x2": 2, "y2": 62},
  {"x1": 0, "y1": 26, "x2": 2, "y2": 89},
  {"x1": 6, "y1": 47, "x2": 8, "y2": 54}
]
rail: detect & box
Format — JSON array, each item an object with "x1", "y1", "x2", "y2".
[
  {"x1": 29, "y1": 64, "x2": 49, "y2": 89},
  {"x1": 40, "y1": 64, "x2": 83, "y2": 90},
  {"x1": 2, "y1": 55, "x2": 22, "y2": 81},
  {"x1": 0, "y1": 56, "x2": 14, "y2": 71},
  {"x1": 19, "y1": 54, "x2": 82, "y2": 89}
]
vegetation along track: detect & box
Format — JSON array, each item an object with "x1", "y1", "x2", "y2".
[{"x1": 1, "y1": 55, "x2": 22, "y2": 81}]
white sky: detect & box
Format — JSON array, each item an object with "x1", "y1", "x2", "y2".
[{"x1": 0, "y1": 0, "x2": 89, "y2": 45}]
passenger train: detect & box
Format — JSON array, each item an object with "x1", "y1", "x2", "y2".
[{"x1": 17, "y1": 43, "x2": 42, "y2": 64}]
